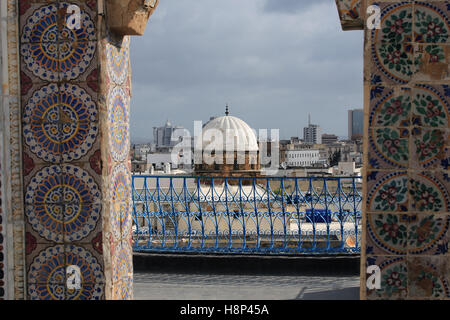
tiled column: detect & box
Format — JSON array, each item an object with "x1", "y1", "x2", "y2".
[
  {"x1": 363, "y1": 1, "x2": 450, "y2": 299},
  {"x1": 100, "y1": 34, "x2": 133, "y2": 300},
  {"x1": 19, "y1": 0, "x2": 105, "y2": 300},
  {"x1": 17, "y1": 0, "x2": 136, "y2": 299}
]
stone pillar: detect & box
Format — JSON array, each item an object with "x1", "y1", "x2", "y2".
[
  {"x1": 337, "y1": 0, "x2": 450, "y2": 300},
  {"x1": 0, "y1": 0, "x2": 158, "y2": 300}
]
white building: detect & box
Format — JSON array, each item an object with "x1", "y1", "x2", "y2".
[
  {"x1": 303, "y1": 115, "x2": 322, "y2": 145},
  {"x1": 147, "y1": 153, "x2": 179, "y2": 171},
  {"x1": 286, "y1": 149, "x2": 320, "y2": 168}
]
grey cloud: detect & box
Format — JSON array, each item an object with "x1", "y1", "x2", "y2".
[
  {"x1": 129, "y1": 0, "x2": 363, "y2": 142},
  {"x1": 262, "y1": 0, "x2": 330, "y2": 14}
]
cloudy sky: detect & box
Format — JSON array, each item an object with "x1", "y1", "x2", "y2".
[{"x1": 130, "y1": 0, "x2": 363, "y2": 142}]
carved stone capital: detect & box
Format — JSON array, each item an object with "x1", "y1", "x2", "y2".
[{"x1": 106, "y1": 0, "x2": 159, "y2": 36}]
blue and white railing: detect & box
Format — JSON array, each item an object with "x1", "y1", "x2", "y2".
[{"x1": 132, "y1": 176, "x2": 362, "y2": 254}]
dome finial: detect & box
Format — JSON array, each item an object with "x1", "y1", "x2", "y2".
[{"x1": 225, "y1": 104, "x2": 229, "y2": 116}]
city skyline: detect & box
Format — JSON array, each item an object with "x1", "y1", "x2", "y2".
[{"x1": 130, "y1": 0, "x2": 363, "y2": 142}]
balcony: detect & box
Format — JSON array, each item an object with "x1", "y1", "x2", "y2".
[{"x1": 132, "y1": 176, "x2": 362, "y2": 255}]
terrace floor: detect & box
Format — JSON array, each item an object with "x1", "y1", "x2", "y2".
[{"x1": 132, "y1": 253, "x2": 361, "y2": 300}]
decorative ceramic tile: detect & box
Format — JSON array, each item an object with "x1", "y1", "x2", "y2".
[
  {"x1": 60, "y1": 164, "x2": 101, "y2": 205},
  {"x1": 368, "y1": 127, "x2": 409, "y2": 168},
  {"x1": 409, "y1": 171, "x2": 449, "y2": 213},
  {"x1": 106, "y1": 36, "x2": 130, "y2": 86},
  {"x1": 25, "y1": 165, "x2": 63, "y2": 205},
  {"x1": 366, "y1": 256, "x2": 408, "y2": 300},
  {"x1": 413, "y1": 44, "x2": 450, "y2": 81},
  {"x1": 22, "y1": 83, "x2": 99, "y2": 164},
  {"x1": 110, "y1": 164, "x2": 131, "y2": 203},
  {"x1": 367, "y1": 171, "x2": 409, "y2": 212},
  {"x1": 371, "y1": 2, "x2": 413, "y2": 44},
  {"x1": 369, "y1": 86, "x2": 411, "y2": 127},
  {"x1": 411, "y1": 84, "x2": 450, "y2": 128},
  {"x1": 414, "y1": 1, "x2": 450, "y2": 43},
  {"x1": 20, "y1": 1, "x2": 97, "y2": 44},
  {"x1": 25, "y1": 204, "x2": 64, "y2": 244},
  {"x1": 408, "y1": 214, "x2": 450, "y2": 255},
  {"x1": 408, "y1": 256, "x2": 450, "y2": 299},
  {"x1": 63, "y1": 202, "x2": 102, "y2": 244},
  {"x1": 58, "y1": 41, "x2": 98, "y2": 83},
  {"x1": 336, "y1": 0, "x2": 362, "y2": 22},
  {"x1": 113, "y1": 276, "x2": 133, "y2": 300},
  {"x1": 27, "y1": 244, "x2": 104, "y2": 300},
  {"x1": 108, "y1": 86, "x2": 130, "y2": 162},
  {"x1": 366, "y1": 213, "x2": 409, "y2": 255},
  {"x1": 411, "y1": 128, "x2": 449, "y2": 169},
  {"x1": 112, "y1": 240, "x2": 133, "y2": 284},
  {"x1": 371, "y1": 41, "x2": 417, "y2": 84}
]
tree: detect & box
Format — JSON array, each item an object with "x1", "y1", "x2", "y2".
[{"x1": 329, "y1": 150, "x2": 341, "y2": 167}]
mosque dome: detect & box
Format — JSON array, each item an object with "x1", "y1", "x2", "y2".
[{"x1": 200, "y1": 115, "x2": 259, "y2": 152}]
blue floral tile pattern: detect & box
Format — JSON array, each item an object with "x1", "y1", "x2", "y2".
[
  {"x1": 25, "y1": 165, "x2": 100, "y2": 242},
  {"x1": 23, "y1": 83, "x2": 98, "y2": 163},
  {"x1": 106, "y1": 37, "x2": 130, "y2": 85},
  {"x1": 28, "y1": 245, "x2": 104, "y2": 300},
  {"x1": 108, "y1": 86, "x2": 130, "y2": 162},
  {"x1": 20, "y1": 3, "x2": 96, "y2": 82}
]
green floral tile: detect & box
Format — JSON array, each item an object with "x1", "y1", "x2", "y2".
[
  {"x1": 411, "y1": 128, "x2": 449, "y2": 170},
  {"x1": 408, "y1": 256, "x2": 450, "y2": 299},
  {"x1": 369, "y1": 127, "x2": 409, "y2": 169},
  {"x1": 367, "y1": 213, "x2": 409, "y2": 255},
  {"x1": 371, "y1": 2, "x2": 413, "y2": 44},
  {"x1": 413, "y1": 44, "x2": 450, "y2": 82},
  {"x1": 409, "y1": 172, "x2": 449, "y2": 213},
  {"x1": 370, "y1": 86, "x2": 411, "y2": 127},
  {"x1": 414, "y1": 1, "x2": 450, "y2": 43},
  {"x1": 367, "y1": 171, "x2": 409, "y2": 212},
  {"x1": 372, "y1": 41, "x2": 418, "y2": 85},
  {"x1": 411, "y1": 84, "x2": 449, "y2": 128},
  {"x1": 409, "y1": 214, "x2": 450, "y2": 255},
  {"x1": 366, "y1": 256, "x2": 408, "y2": 300}
]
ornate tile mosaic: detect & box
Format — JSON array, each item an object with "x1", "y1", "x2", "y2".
[
  {"x1": 366, "y1": 256, "x2": 408, "y2": 299},
  {"x1": 27, "y1": 244, "x2": 104, "y2": 300},
  {"x1": 369, "y1": 86, "x2": 411, "y2": 127},
  {"x1": 409, "y1": 171, "x2": 449, "y2": 213},
  {"x1": 408, "y1": 214, "x2": 450, "y2": 256},
  {"x1": 336, "y1": 0, "x2": 363, "y2": 30},
  {"x1": 408, "y1": 256, "x2": 450, "y2": 299},
  {"x1": 339, "y1": 0, "x2": 450, "y2": 301},
  {"x1": 366, "y1": 213, "x2": 409, "y2": 255},
  {"x1": 367, "y1": 171, "x2": 409, "y2": 212},
  {"x1": 368, "y1": 127, "x2": 410, "y2": 169},
  {"x1": 104, "y1": 34, "x2": 133, "y2": 299}
]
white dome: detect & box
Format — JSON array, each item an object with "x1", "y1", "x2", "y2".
[{"x1": 198, "y1": 116, "x2": 259, "y2": 152}]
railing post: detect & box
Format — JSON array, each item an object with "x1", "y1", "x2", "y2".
[
  {"x1": 183, "y1": 177, "x2": 192, "y2": 249},
  {"x1": 210, "y1": 177, "x2": 219, "y2": 249},
  {"x1": 252, "y1": 178, "x2": 260, "y2": 250}
]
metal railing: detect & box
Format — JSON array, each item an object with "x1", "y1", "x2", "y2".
[{"x1": 132, "y1": 176, "x2": 362, "y2": 255}]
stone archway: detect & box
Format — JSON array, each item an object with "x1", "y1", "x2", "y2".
[{"x1": 1, "y1": 0, "x2": 449, "y2": 300}]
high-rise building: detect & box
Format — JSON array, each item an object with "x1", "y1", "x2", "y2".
[
  {"x1": 348, "y1": 109, "x2": 364, "y2": 141},
  {"x1": 153, "y1": 120, "x2": 185, "y2": 151},
  {"x1": 303, "y1": 115, "x2": 322, "y2": 144}
]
